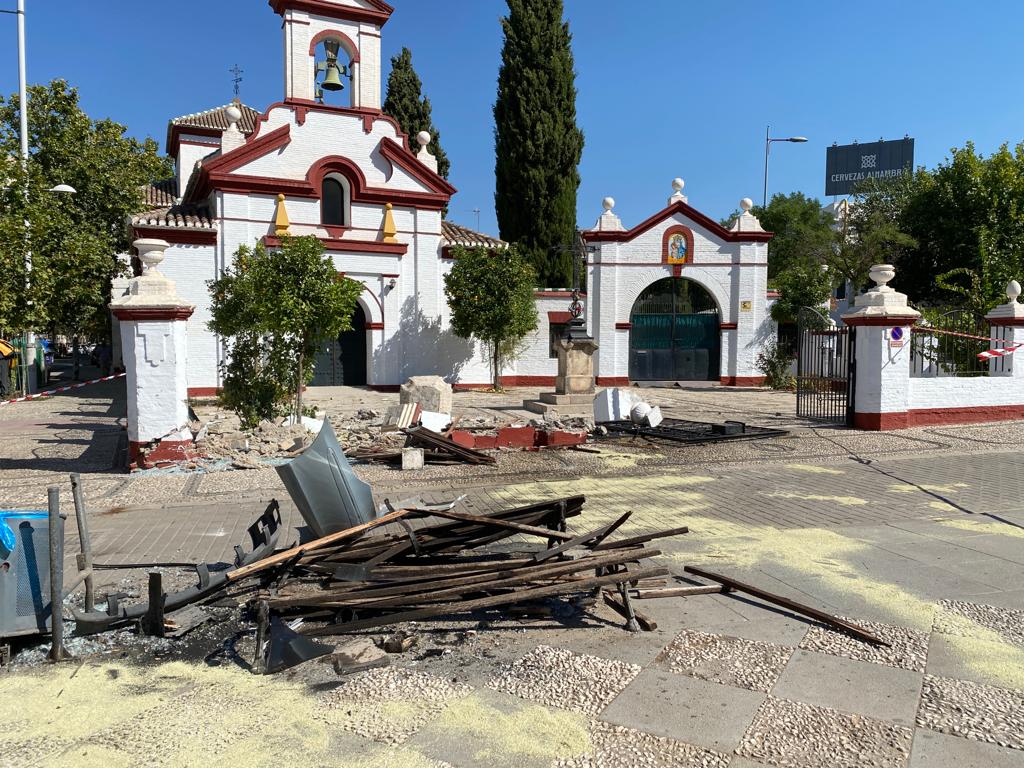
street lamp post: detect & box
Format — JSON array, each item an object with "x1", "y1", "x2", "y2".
[{"x1": 763, "y1": 125, "x2": 808, "y2": 207}]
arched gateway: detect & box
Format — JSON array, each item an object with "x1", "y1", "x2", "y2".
[{"x1": 629, "y1": 278, "x2": 720, "y2": 381}]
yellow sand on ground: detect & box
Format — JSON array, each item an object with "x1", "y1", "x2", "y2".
[
  {"x1": 786, "y1": 464, "x2": 845, "y2": 475},
  {"x1": 437, "y1": 693, "x2": 590, "y2": 763},
  {"x1": 889, "y1": 482, "x2": 969, "y2": 494},
  {"x1": 937, "y1": 517, "x2": 1024, "y2": 540},
  {"x1": 929, "y1": 501, "x2": 960, "y2": 512},
  {"x1": 594, "y1": 449, "x2": 657, "y2": 471}
]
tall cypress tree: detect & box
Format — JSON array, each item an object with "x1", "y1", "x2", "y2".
[
  {"x1": 383, "y1": 48, "x2": 451, "y2": 180},
  {"x1": 494, "y1": 0, "x2": 584, "y2": 288}
]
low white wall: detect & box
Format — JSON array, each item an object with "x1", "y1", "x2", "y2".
[{"x1": 909, "y1": 376, "x2": 1024, "y2": 410}]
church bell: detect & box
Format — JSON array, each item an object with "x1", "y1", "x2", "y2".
[{"x1": 318, "y1": 40, "x2": 346, "y2": 93}]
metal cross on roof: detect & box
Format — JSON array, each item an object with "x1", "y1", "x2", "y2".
[{"x1": 229, "y1": 64, "x2": 244, "y2": 99}]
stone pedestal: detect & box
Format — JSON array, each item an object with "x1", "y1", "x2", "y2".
[
  {"x1": 842, "y1": 264, "x2": 921, "y2": 430},
  {"x1": 525, "y1": 331, "x2": 598, "y2": 418},
  {"x1": 110, "y1": 239, "x2": 197, "y2": 468}
]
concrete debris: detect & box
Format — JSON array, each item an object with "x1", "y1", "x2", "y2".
[
  {"x1": 400, "y1": 375, "x2": 454, "y2": 414},
  {"x1": 402, "y1": 447, "x2": 425, "y2": 471}
]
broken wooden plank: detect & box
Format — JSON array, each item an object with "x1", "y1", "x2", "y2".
[
  {"x1": 423, "y1": 508, "x2": 575, "y2": 542},
  {"x1": 633, "y1": 585, "x2": 725, "y2": 599},
  {"x1": 404, "y1": 426, "x2": 496, "y2": 465},
  {"x1": 227, "y1": 508, "x2": 413, "y2": 584},
  {"x1": 683, "y1": 565, "x2": 890, "y2": 647},
  {"x1": 593, "y1": 525, "x2": 690, "y2": 551},
  {"x1": 533, "y1": 512, "x2": 633, "y2": 563},
  {"x1": 303, "y1": 565, "x2": 669, "y2": 636}
]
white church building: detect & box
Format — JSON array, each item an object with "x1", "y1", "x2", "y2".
[{"x1": 125, "y1": 0, "x2": 776, "y2": 394}]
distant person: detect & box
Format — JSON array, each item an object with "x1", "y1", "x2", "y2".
[
  {"x1": 98, "y1": 343, "x2": 112, "y2": 377},
  {"x1": 0, "y1": 338, "x2": 16, "y2": 398}
]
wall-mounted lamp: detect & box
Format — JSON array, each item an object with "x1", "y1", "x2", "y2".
[{"x1": 387, "y1": 278, "x2": 397, "y2": 290}]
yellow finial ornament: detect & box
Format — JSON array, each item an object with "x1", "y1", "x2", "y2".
[
  {"x1": 382, "y1": 202, "x2": 398, "y2": 243},
  {"x1": 274, "y1": 193, "x2": 291, "y2": 235}
]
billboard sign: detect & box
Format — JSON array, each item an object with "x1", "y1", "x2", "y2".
[{"x1": 825, "y1": 138, "x2": 914, "y2": 196}]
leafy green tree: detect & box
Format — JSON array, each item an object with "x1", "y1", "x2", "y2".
[
  {"x1": 443, "y1": 245, "x2": 538, "y2": 390},
  {"x1": 769, "y1": 261, "x2": 835, "y2": 324},
  {"x1": 383, "y1": 47, "x2": 451, "y2": 180},
  {"x1": 494, "y1": 0, "x2": 584, "y2": 288},
  {"x1": 0, "y1": 80, "x2": 170, "y2": 340},
  {"x1": 829, "y1": 201, "x2": 916, "y2": 290},
  {"x1": 753, "y1": 193, "x2": 836, "y2": 281},
  {"x1": 208, "y1": 236, "x2": 364, "y2": 427},
  {"x1": 856, "y1": 142, "x2": 1024, "y2": 309}
]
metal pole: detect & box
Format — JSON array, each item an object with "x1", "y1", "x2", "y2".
[
  {"x1": 763, "y1": 124, "x2": 770, "y2": 208},
  {"x1": 70, "y1": 473, "x2": 95, "y2": 612},
  {"x1": 16, "y1": 0, "x2": 36, "y2": 398},
  {"x1": 47, "y1": 485, "x2": 68, "y2": 662}
]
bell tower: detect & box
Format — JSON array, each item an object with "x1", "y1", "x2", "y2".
[{"x1": 269, "y1": 0, "x2": 393, "y2": 110}]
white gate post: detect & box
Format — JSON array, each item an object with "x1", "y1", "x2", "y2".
[
  {"x1": 841, "y1": 264, "x2": 921, "y2": 430},
  {"x1": 986, "y1": 280, "x2": 1024, "y2": 378},
  {"x1": 110, "y1": 239, "x2": 196, "y2": 469}
]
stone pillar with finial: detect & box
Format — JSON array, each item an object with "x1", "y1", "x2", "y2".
[
  {"x1": 985, "y1": 279, "x2": 1024, "y2": 378},
  {"x1": 842, "y1": 264, "x2": 921, "y2": 429},
  {"x1": 415, "y1": 131, "x2": 438, "y2": 173},
  {"x1": 221, "y1": 101, "x2": 246, "y2": 154},
  {"x1": 110, "y1": 239, "x2": 198, "y2": 469}
]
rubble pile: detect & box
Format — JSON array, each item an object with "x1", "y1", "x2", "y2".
[{"x1": 195, "y1": 411, "x2": 405, "y2": 466}]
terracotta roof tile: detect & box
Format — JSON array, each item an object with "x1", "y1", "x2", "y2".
[
  {"x1": 144, "y1": 178, "x2": 178, "y2": 207},
  {"x1": 132, "y1": 201, "x2": 214, "y2": 230},
  {"x1": 441, "y1": 220, "x2": 507, "y2": 249},
  {"x1": 169, "y1": 102, "x2": 260, "y2": 135}
]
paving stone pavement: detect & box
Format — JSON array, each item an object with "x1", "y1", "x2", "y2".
[{"x1": 3, "y1": 383, "x2": 1024, "y2": 766}]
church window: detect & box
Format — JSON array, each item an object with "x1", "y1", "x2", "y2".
[{"x1": 322, "y1": 175, "x2": 350, "y2": 228}]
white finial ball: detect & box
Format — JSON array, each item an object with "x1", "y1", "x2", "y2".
[
  {"x1": 1008, "y1": 280, "x2": 1022, "y2": 303},
  {"x1": 602, "y1": 197, "x2": 615, "y2": 211},
  {"x1": 672, "y1": 178, "x2": 685, "y2": 192},
  {"x1": 740, "y1": 197, "x2": 754, "y2": 212},
  {"x1": 225, "y1": 104, "x2": 242, "y2": 125},
  {"x1": 416, "y1": 131, "x2": 432, "y2": 147}
]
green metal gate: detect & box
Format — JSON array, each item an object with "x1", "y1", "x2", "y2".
[{"x1": 629, "y1": 278, "x2": 720, "y2": 381}]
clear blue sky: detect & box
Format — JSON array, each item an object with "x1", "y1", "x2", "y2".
[{"x1": 2, "y1": 1, "x2": 1018, "y2": 236}]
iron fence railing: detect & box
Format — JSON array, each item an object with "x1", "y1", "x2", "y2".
[{"x1": 910, "y1": 309, "x2": 990, "y2": 378}]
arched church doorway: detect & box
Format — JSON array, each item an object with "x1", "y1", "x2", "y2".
[
  {"x1": 629, "y1": 277, "x2": 720, "y2": 381},
  {"x1": 311, "y1": 303, "x2": 368, "y2": 386}
]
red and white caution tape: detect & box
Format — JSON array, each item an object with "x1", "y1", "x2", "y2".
[
  {"x1": 978, "y1": 343, "x2": 1021, "y2": 361},
  {"x1": 912, "y1": 326, "x2": 1020, "y2": 361},
  {"x1": 0, "y1": 372, "x2": 126, "y2": 406}
]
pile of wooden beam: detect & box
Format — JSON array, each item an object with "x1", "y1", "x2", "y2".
[{"x1": 244, "y1": 495, "x2": 686, "y2": 657}]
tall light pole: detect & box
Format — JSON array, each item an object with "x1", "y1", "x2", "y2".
[{"x1": 763, "y1": 125, "x2": 808, "y2": 207}]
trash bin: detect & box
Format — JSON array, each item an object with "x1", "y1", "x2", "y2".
[{"x1": 0, "y1": 511, "x2": 54, "y2": 639}]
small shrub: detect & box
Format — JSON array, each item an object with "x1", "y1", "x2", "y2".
[{"x1": 757, "y1": 341, "x2": 796, "y2": 390}]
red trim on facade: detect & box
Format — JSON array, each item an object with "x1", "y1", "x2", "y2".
[
  {"x1": 614, "y1": 322, "x2": 632, "y2": 330},
  {"x1": 455, "y1": 376, "x2": 559, "y2": 390},
  {"x1": 167, "y1": 125, "x2": 222, "y2": 157},
  {"x1": 365, "y1": 322, "x2": 384, "y2": 330},
  {"x1": 308, "y1": 28, "x2": 361, "y2": 61},
  {"x1": 909, "y1": 405, "x2": 1024, "y2": 427},
  {"x1": 295, "y1": 105, "x2": 308, "y2": 126},
  {"x1": 211, "y1": 175, "x2": 320, "y2": 199},
  {"x1": 379, "y1": 137, "x2": 458, "y2": 196},
  {"x1": 380, "y1": 273, "x2": 399, "y2": 278},
  {"x1": 306, "y1": 154, "x2": 450, "y2": 209},
  {"x1": 278, "y1": 99, "x2": 409, "y2": 148},
  {"x1": 583, "y1": 200, "x2": 774, "y2": 244},
  {"x1": 132, "y1": 227, "x2": 217, "y2": 245},
  {"x1": 188, "y1": 387, "x2": 220, "y2": 398},
  {"x1": 719, "y1": 322, "x2": 739, "y2": 330},
  {"x1": 596, "y1": 377, "x2": 630, "y2": 387},
  {"x1": 672, "y1": 264, "x2": 683, "y2": 278},
  {"x1": 268, "y1": 0, "x2": 393, "y2": 25},
  {"x1": 987, "y1": 317, "x2": 1024, "y2": 326},
  {"x1": 534, "y1": 290, "x2": 587, "y2": 298},
  {"x1": 720, "y1": 376, "x2": 767, "y2": 387},
  {"x1": 843, "y1": 316, "x2": 921, "y2": 327},
  {"x1": 112, "y1": 307, "x2": 195, "y2": 321},
  {"x1": 262, "y1": 234, "x2": 407, "y2": 255},
  {"x1": 548, "y1": 311, "x2": 573, "y2": 324},
  {"x1": 206, "y1": 124, "x2": 291, "y2": 175}
]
